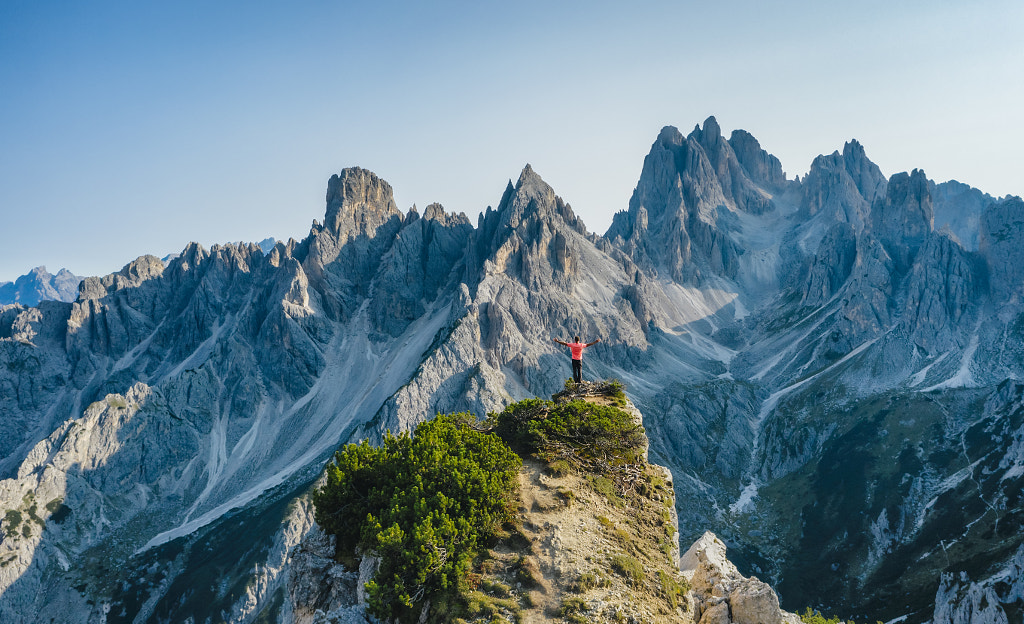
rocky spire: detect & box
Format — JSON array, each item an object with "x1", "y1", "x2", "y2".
[
  {"x1": 842, "y1": 139, "x2": 887, "y2": 204},
  {"x1": 729, "y1": 129, "x2": 788, "y2": 191},
  {"x1": 689, "y1": 116, "x2": 776, "y2": 215},
  {"x1": 472, "y1": 164, "x2": 588, "y2": 292},
  {"x1": 799, "y1": 140, "x2": 886, "y2": 230},
  {"x1": 303, "y1": 167, "x2": 406, "y2": 320},
  {"x1": 870, "y1": 168, "x2": 934, "y2": 271},
  {"x1": 323, "y1": 167, "x2": 403, "y2": 243},
  {"x1": 606, "y1": 124, "x2": 738, "y2": 283}
]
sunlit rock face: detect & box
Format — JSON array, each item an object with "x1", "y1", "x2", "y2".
[{"x1": 2, "y1": 120, "x2": 1023, "y2": 623}]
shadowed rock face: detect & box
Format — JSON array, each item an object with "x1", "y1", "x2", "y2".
[
  {"x1": 931, "y1": 180, "x2": 994, "y2": 251},
  {"x1": 691, "y1": 115, "x2": 777, "y2": 216},
  {"x1": 728, "y1": 129, "x2": 788, "y2": 193},
  {"x1": 1, "y1": 125, "x2": 1023, "y2": 624},
  {"x1": 871, "y1": 168, "x2": 934, "y2": 272},
  {"x1": 980, "y1": 196, "x2": 1024, "y2": 304}
]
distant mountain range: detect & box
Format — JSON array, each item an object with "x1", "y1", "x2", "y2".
[
  {"x1": 0, "y1": 267, "x2": 82, "y2": 306},
  {"x1": 1, "y1": 239, "x2": 279, "y2": 308},
  {"x1": 1, "y1": 117, "x2": 1022, "y2": 624}
]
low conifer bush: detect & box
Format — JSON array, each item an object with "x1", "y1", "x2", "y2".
[{"x1": 313, "y1": 413, "x2": 521, "y2": 622}]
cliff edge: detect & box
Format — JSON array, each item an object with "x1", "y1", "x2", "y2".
[{"x1": 283, "y1": 382, "x2": 801, "y2": 624}]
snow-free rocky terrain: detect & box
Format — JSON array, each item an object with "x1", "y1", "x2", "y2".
[
  {"x1": 0, "y1": 267, "x2": 82, "y2": 307},
  {"x1": 1, "y1": 116, "x2": 1022, "y2": 623}
]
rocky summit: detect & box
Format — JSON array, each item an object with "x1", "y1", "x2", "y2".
[{"x1": 1, "y1": 116, "x2": 1023, "y2": 623}]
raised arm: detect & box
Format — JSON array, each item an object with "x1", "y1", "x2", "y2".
[
  {"x1": 585, "y1": 338, "x2": 601, "y2": 347},
  {"x1": 553, "y1": 338, "x2": 568, "y2": 346}
]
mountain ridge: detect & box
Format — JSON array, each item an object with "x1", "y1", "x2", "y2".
[{"x1": 1, "y1": 117, "x2": 1022, "y2": 623}]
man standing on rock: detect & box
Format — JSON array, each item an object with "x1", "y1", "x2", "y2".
[{"x1": 553, "y1": 335, "x2": 600, "y2": 384}]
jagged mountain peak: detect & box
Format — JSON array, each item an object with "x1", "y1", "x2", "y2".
[
  {"x1": 77, "y1": 255, "x2": 165, "y2": 300},
  {"x1": 657, "y1": 124, "x2": 684, "y2": 145},
  {"x1": 870, "y1": 168, "x2": 934, "y2": 271},
  {"x1": 484, "y1": 164, "x2": 586, "y2": 236},
  {"x1": 800, "y1": 139, "x2": 886, "y2": 228},
  {"x1": 728, "y1": 128, "x2": 788, "y2": 191},
  {"x1": 323, "y1": 166, "x2": 402, "y2": 241},
  {"x1": 980, "y1": 195, "x2": 1024, "y2": 303},
  {"x1": 609, "y1": 117, "x2": 789, "y2": 283},
  {"x1": 512, "y1": 163, "x2": 555, "y2": 207},
  {"x1": 843, "y1": 139, "x2": 887, "y2": 204},
  {"x1": 689, "y1": 115, "x2": 724, "y2": 150},
  {"x1": 842, "y1": 137, "x2": 866, "y2": 157}
]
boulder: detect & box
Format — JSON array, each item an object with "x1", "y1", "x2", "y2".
[{"x1": 682, "y1": 531, "x2": 800, "y2": 624}]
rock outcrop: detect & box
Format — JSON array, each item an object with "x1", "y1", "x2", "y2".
[
  {"x1": 283, "y1": 391, "x2": 800, "y2": 624},
  {"x1": 799, "y1": 139, "x2": 886, "y2": 230},
  {"x1": 931, "y1": 180, "x2": 994, "y2": 251},
  {"x1": 681, "y1": 532, "x2": 800, "y2": 624},
  {"x1": 870, "y1": 168, "x2": 934, "y2": 272},
  {"x1": 930, "y1": 543, "x2": 1024, "y2": 624}
]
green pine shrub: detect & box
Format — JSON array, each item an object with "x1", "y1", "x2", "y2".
[
  {"x1": 490, "y1": 398, "x2": 644, "y2": 467},
  {"x1": 313, "y1": 413, "x2": 521, "y2": 622}
]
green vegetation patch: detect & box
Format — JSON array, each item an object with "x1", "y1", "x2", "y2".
[
  {"x1": 799, "y1": 608, "x2": 842, "y2": 624},
  {"x1": 557, "y1": 597, "x2": 589, "y2": 623},
  {"x1": 490, "y1": 398, "x2": 644, "y2": 468},
  {"x1": 609, "y1": 553, "x2": 644, "y2": 587},
  {"x1": 589, "y1": 475, "x2": 623, "y2": 506},
  {"x1": 462, "y1": 590, "x2": 521, "y2": 622},
  {"x1": 107, "y1": 395, "x2": 128, "y2": 409},
  {"x1": 313, "y1": 413, "x2": 521, "y2": 623},
  {"x1": 658, "y1": 569, "x2": 687, "y2": 610},
  {"x1": 4, "y1": 509, "x2": 23, "y2": 533}
]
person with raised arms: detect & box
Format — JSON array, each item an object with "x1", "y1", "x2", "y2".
[{"x1": 553, "y1": 334, "x2": 601, "y2": 384}]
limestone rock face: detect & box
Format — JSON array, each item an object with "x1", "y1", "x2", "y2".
[
  {"x1": 304, "y1": 167, "x2": 405, "y2": 320},
  {"x1": 285, "y1": 525, "x2": 364, "y2": 624},
  {"x1": 799, "y1": 140, "x2": 886, "y2": 229},
  {"x1": 901, "y1": 232, "x2": 979, "y2": 354},
  {"x1": 800, "y1": 222, "x2": 857, "y2": 306},
  {"x1": 77, "y1": 254, "x2": 165, "y2": 300},
  {"x1": 368, "y1": 202, "x2": 473, "y2": 336},
  {"x1": 930, "y1": 543, "x2": 1024, "y2": 624},
  {"x1": 323, "y1": 167, "x2": 402, "y2": 244},
  {"x1": 606, "y1": 123, "x2": 740, "y2": 283},
  {"x1": 682, "y1": 532, "x2": 800, "y2": 624},
  {"x1": 870, "y1": 168, "x2": 934, "y2": 272},
  {"x1": 728, "y1": 129, "x2": 787, "y2": 192},
  {"x1": 931, "y1": 180, "x2": 994, "y2": 251},
  {"x1": 690, "y1": 116, "x2": 775, "y2": 215}
]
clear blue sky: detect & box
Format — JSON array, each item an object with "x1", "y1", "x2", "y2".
[{"x1": 2, "y1": 0, "x2": 1022, "y2": 282}]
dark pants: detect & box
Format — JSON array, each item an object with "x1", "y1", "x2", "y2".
[{"x1": 572, "y1": 359, "x2": 582, "y2": 383}]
